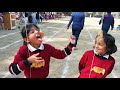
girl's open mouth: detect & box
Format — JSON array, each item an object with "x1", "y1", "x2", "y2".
[{"x1": 36, "y1": 34, "x2": 42, "y2": 40}]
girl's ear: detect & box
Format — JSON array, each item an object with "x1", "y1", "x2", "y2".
[
  {"x1": 24, "y1": 38, "x2": 29, "y2": 43},
  {"x1": 93, "y1": 44, "x2": 95, "y2": 49}
]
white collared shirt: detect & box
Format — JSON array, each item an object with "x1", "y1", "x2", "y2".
[
  {"x1": 94, "y1": 49, "x2": 109, "y2": 59},
  {"x1": 27, "y1": 43, "x2": 44, "y2": 52}
]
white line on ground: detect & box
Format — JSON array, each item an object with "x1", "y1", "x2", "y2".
[
  {"x1": 0, "y1": 39, "x2": 23, "y2": 50},
  {"x1": 61, "y1": 62, "x2": 69, "y2": 78},
  {"x1": 45, "y1": 25, "x2": 66, "y2": 42},
  {"x1": 0, "y1": 31, "x2": 20, "y2": 39},
  {"x1": 86, "y1": 28, "x2": 94, "y2": 42},
  {"x1": 61, "y1": 55, "x2": 70, "y2": 78}
]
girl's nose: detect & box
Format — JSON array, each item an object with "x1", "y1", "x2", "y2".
[
  {"x1": 35, "y1": 30, "x2": 39, "y2": 33},
  {"x1": 95, "y1": 44, "x2": 99, "y2": 48}
]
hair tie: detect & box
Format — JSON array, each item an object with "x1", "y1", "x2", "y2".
[{"x1": 98, "y1": 31, "x2": 103, "y2": 38}]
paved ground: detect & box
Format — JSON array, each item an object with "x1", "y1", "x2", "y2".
[{"x1": 0, "y1": 16, "x2": 120, "y2": 78}]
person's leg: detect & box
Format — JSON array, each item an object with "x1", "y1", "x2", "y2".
[
  {"x1": 28, "y1": 16, "x2": 32, "y2": 23},
  {"x1": 40, "y1": 17, "x2": 42, "y2": 23},
  {"x1": 36, "y1": 19, "x2": 39, "y2": 24},
  {"x1": 19, "y1": 18, "x2": 22, "y2": 25},
  {"x1": 72, "y1": 28, "x2": 81, "y2": 50},
  {"x1": 38, "y1": 19, "x2": 40, "y2": 24},
  {"x1": 118, "y1": 26, "x2": 120, "y2": 30},
  {"x1": 72, "y1": 28, "x2": 77, "y2": 49},
  {"x1": 102, "y1": 29, "x2": 108, "y2": 35},
  {"x1": 74, "y1": 29, "x2": 81, "y2": 47},
  {"x1": 72, "y1": 28, "x2": 75, "y2": 36}
]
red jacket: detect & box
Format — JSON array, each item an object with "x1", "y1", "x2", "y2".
[
  {"x1": 9, "y1": 43, "x2": 74, "y2": 78},
  {"x1": 78, "y1": 50, "x2": 115, "y2": 78}
]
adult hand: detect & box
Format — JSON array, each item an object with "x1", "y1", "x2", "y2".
[
  {"x1": 99, "y1": 19, "x2": 101, "y2": 25},
  {"x1": 66, "y1": 26, "x2": 69, "y2": 30},
  {"x1": 111, "y1": 28, "x2": 113, "y2": 30}
]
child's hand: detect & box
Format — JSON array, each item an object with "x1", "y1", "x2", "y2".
[
  {"x1": 28, "y1": 53, "x2": 45, "y2": 68},
  {"x1": 70, "y1": 35, "x2": 76, "y2": 44},
  {"x1": 28, "y1": 53, "x2": 43, "y2": 63}
]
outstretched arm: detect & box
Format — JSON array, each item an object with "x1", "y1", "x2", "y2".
[
  {"x1": 50, "y1": 35, "x2": 76, "y2": 59},
  {"x1": 67, "y1": 16, "x2": 73, "y2": 29}
]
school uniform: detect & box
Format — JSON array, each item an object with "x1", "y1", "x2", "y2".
[
  {"x1": 9, "y1": 43, "x2": 74, "y2": 78},
  {"x1": 78, "y1": 50, "x2": 115, "y2": 78}
]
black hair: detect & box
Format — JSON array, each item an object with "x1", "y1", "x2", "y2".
[
  {"x1": 95, "y1": 33, "x2": 117, "y2": 55},
  {"x1": 21, "y1": 23, "x2": 40, "y2": 45},
  {"x1": 107, "y1": 12, "x2": 111, "y2": 14},
  {"x1": 103, "y1": 34, "x2": 117, "y2": 55}
]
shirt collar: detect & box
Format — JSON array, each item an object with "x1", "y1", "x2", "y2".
[
  {"x1": 27, "y1": 43, "x2": 44, "y2": 52},
  {"x1": 94, "y1": 49, "x2": 109, "y2": 59}
]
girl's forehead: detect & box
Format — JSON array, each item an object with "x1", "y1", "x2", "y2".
[
  {"x1": 96, "y1": 37, "x2": 105, "y2": 43},
  {"x1": 31, "y1": 26, "x2": 38, "y2": 29}
]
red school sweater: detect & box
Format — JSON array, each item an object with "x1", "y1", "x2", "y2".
[
  {"x1": 9, "y1": 43, "x2": 73, "y2": 78},
  {"x1": 78, "y1": 50, "x2": 115, "y2": 78}
]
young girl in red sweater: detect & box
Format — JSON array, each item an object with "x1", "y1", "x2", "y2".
[
  {"x1": 78, "y1": 31, "x2": 117, "y2": 78},
  {"x1": 9, "y1": 23, "x2": 76, "y2": 78}
]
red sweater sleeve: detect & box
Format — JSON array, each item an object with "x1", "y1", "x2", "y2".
[
  {"x1": 9, "y1": 46, "x2": 29, "y2": 75},
  {"x1": 78, "y1": 51, "x2": 88, "y2": 72},
  {"x1": 48, "y1": 42, "x2": 74, "y2": 59}
]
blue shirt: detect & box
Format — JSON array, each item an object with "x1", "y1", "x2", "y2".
[
  {"x1": 102, "y1": 13, "x2": 114, "y2": 30},
  {"x1": 67, "y1": 12, "x2": 85, "y2": 30}
]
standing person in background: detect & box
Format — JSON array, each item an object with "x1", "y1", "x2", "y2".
[
  {"x1": 27, "y1": 12, "x2": 33, "y2": 23},
  {"x1": 67, "y1": 12, "x2": 85, "y2": 50},
  {"x1": 39, "y1": 13, "x2": 44, "y2": 23},
  {"x1": 36, "y1": 12, "x2": 40, "y2": 24},
  {"x1": 99, "y1": 12, "x2": 114, "y2": 35},
  {"x1": 19, "y1": 12, "x2": 25, "y2": 25},
  {"x1": 32, "y1": 12, "x2": 37, "y2": 24},
  {"x1": 25, "y1": 12, "x2": 28, "y2": 17},
  {"x1": 25, "y1": 12, "x2": 28, "y2": 22}
]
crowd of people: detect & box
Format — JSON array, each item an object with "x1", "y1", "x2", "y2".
[{"x1": 16, "y1": 12, "x2": 63, "y2": 25}]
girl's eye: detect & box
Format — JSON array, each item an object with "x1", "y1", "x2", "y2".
[
  {"x1": 29, "y1": 30, "x2": 34, "y2": 34},
  {"x1": 31, "y1": 31, "x2": 34, "y2": 33},
  {"x1": 98, "y1": 42, "x2": 104, "y2": 46},
  {"x1": 36, "y1": 29, "x2": 39, "y2": 31}
]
